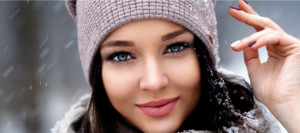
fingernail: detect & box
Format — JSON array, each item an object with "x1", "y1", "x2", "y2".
[
  {"x1": 231, "y1": 40, "x2": 240, "y2": 48},
  {"x1": 229, "y1": 5, "x2": 240, "y2": 11},
  {"x1": 243, "y1": 0, "x2": 249, "y2": 4},
  {"x1": 249, "y1": 41, "x2": 256, "y2": 47}
]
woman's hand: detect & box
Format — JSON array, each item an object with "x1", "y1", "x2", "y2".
[{"x1": 229, "y1": 0, "x2": 300, "y2": 132}]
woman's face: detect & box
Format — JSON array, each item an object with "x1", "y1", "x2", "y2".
[{"x1": 100, "y1": 19, "x2": 201, "y2": 132}]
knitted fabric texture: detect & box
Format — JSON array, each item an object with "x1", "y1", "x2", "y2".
[{"x1": 65, "y1": 0, "x2": 218, "y2": 85}]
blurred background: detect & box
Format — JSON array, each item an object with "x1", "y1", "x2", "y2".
[{"x1": 1, "y1": 0, "x2": 299, "y2": 133}]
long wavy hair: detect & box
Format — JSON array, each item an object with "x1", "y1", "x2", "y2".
[{"x1": 73, "y1": 35, "x2": 258, "y2": 132}]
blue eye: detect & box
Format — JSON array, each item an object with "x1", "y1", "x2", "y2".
[
  {"x1": 166, "y1": 43, "x2": 189, "y2": 53},
  {"x1": 111, "y1": 52, "x2": 132, "y2": 62}
]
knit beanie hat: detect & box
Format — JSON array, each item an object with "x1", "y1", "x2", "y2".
[{"x1": 65, "y1": 0, "x2": 218, "y2": 85}]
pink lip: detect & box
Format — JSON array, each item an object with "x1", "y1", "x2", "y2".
[{"x1": 136, "y1": 97, "x2": 179, "y2": 117}]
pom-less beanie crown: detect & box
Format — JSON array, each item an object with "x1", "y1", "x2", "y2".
[{"x1": 65, "y1": 0, "x2": 218, "y2": 86}]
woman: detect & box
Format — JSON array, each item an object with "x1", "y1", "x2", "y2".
[{"x1": 53, "y1": 0, "x2": 300, "y2": 132}]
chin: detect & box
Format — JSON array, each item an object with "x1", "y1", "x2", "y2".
[
  {"x1": 138, "y1": 117, "x2": 183, "y2": 133},
  {"x1": 142, "y1": 126, "x2": 178, "y2": 133}
]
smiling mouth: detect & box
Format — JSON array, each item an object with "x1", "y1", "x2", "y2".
[{"x1": 136, "y1": 97, "x2": 179, "y2": 117}]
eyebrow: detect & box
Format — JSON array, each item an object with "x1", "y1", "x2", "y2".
[
  {"x1": 161, "y1": 29, "x2": 187, "y2": 41},
  {"x1": 101, "y1": 29, "x2": 187, "y2": 49},
  {"x1": 101, "y1": 40, "x2": 135, "y2": 49}
]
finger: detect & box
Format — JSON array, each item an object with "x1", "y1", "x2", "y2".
[
  {"x1": 232, "y1": 30, "x2": 300, "y2": 56},
  {"x1": 243, "y1": 47, "x2": 260, "y2": 73},
  {"x1": 238, "y1": 0, "x2": 261, "y2": 31},
  {"x1": 229, "y1": 7, "x2": 284, "y2": 32},
  {"x1": 236, "y1": 0, "x2": 260, "y2": 31},
  {"x1": 252, "y1": 32, "x2": 281, "y2": 50},
  {"x1": 252, "y1": 31, "x2": 298, "y2": 49},
  {"x1": 231, "y1": 28, "x2": 272, "y2": 51},
  {"x1": 238, "y1": 0, "x2": 258, "y2": 15},
  {"x1": 253, "y1": 32, "x2": 300, "y2": 57}
]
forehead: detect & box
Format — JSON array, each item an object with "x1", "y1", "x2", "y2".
[{"x1": 102, "y1": 19, "x2": 186, "y2": 44}]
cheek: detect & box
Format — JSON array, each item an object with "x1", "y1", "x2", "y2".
[
  {"x1": 166, "y1": 53, "x2": 201, "y2": 107},
  {"x1": 101, "y1": 64, "x2": 139, "y2": 106},
  {"x1": 167, "y1": 54, "x2": 201, "y2": 90}
]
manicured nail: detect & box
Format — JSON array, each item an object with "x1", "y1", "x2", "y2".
[
  {"x1": 229, "y1": 5, "x2": 240, "y2": 11},
  {"x1": 249, "y1": 41, "x2": 256, "y2": 47},
  {"x1": 243, "y1": 0, "x2": 249, "y2": 4},
  {"x1": 231, "y1": 40, "x2": 240, "y2": 48}
]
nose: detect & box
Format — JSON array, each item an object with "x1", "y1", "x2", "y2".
[{"x1": 139, "y1": 58, "x2": 169, "y2": 91}]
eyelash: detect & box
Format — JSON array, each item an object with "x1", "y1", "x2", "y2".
[
  {"x1": 164, "y1": 42, "x2": 191, "y2": 54},
  {"x1": 106, "y1": 51, "x2": 134, "y2": 63},
  {"x1": 106, "y1": 42, "x2": 191, "y2": 63}
]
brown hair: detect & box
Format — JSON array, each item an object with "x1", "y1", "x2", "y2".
[{"x1": 73, "y1": 35, "x2": 257, "y2": 132}]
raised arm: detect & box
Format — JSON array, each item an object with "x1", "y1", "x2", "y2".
[{"x1": 229, "y1": 0, "x2": 300, "y2": 132}]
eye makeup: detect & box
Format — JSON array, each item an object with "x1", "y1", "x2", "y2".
[
  {"x1": 164, "y1": 42, "x2": 191, "y2": 55},
  {"x1": 104, "y1": 50, "x2": 135, "y2": 64},
  {"x1": 102, "y1": 40, "x2": 193, "y2": 64}
]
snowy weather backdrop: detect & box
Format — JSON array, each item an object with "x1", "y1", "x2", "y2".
[{"x1": 1, "y1": 1, "x2": 300, "y2": 133}]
